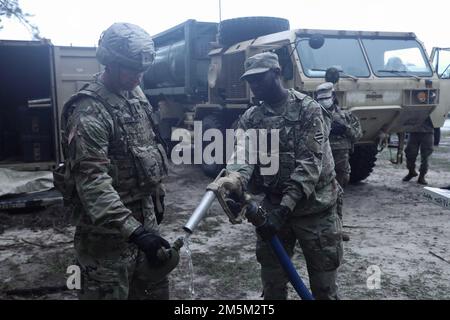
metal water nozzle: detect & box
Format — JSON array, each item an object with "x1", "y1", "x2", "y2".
[
  {"x1": 183, "y1": 190, "x2": 217, "y2": 234},
  {"x1": 183, "y1": 169, "x2": 245, "y2": 234}
]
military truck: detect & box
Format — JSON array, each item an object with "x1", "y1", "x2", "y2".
[
  {"x1": 143, "y1": 17, "x2": 449, "y2": 182},
  {"x1": 430, "y1": 47, "x2": 450, "y2": 145},
  {"x1": 0, "y1": 39, "x2": 101, "y2": 171}
]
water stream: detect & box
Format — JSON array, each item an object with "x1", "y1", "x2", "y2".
[{"x1": 182, "y1": 232, "x2": 195, "y2": 299}]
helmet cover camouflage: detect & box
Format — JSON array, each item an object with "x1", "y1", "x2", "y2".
[{"x1": 96, "y1": 22, "x2": 155, "y2": 71}]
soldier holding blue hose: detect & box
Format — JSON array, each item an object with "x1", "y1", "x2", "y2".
[{"x1": 218, "y1": 52, "x2": 343, "y2": 300}]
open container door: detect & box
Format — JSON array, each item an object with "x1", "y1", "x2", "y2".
[{"x1": 0, "y1": 40, "x2": 58, "y2": 171}]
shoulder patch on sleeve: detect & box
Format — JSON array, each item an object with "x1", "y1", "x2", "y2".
[{"x1": 314, "y1": 129, "x2": 324, "y2": 145}]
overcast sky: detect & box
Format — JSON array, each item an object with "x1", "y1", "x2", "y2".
[{"x1": 0, "y1": 0, "x2": 448, "y2": 53}]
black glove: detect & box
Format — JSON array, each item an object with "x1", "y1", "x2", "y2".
[
  {"x1": 256, "y1": 205, "x2": 291, "y2": 241},
  {"x1": 224, "y1": 189, "x2": 244, "y2": 217},
  {"x1": 129, "y1": 226, "x2": 170, "y2": 266},
  {"x1": 330, "y1": 121, "x2": 346, "y2": 136}
]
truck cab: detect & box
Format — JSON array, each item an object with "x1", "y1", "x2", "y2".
[{"x1": 206, "y1": 28, "x2": 441, "y2": 181}]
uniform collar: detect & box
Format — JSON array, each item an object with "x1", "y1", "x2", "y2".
[
  {"x1": 260, "y1": 89, "x2": 301, "y2": 122},
  {"x1": 94, "y1": 73, "x2": 136, "y2": 109}
]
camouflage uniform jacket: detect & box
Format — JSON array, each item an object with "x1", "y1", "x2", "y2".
[
  {"x1": 58, "y1": 76, "x2": 168, "y2": 238},
  {"x1": 227, "y1": 89, "x2": 338, "y2": 216},
  {"x1": 330, "y1": 107, "x2": 363, "y2": 150}
]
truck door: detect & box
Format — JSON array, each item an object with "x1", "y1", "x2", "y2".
[
  {"x1": 52, "y1": 46, "x2": 102, "y2": 160},
  {"x1": 430, "y1": 47, "x2": 450, "y2": 128}
]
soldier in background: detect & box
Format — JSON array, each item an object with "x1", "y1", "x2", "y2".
[
  {"x1": 316, "y1": 82, "x2": 363, "y2": 188},
  {"x1": 316, "y1": 82, "x2": 362, "y2": 241},
  {"x1": 221, "y1": 52, "x2": 343, "y2": 300},
  {"x1": 54, "y1": 23, "x2": 173, "y2": 299},
  {"x1": 403, "y1": 116, "x2": 434, "y2": 185}
]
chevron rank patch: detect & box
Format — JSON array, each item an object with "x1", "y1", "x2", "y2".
[{"x1": 314, "y1": 130, "x2": 324, "y2": 144}]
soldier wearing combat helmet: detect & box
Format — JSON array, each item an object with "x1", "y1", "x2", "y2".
[
  {"x1": 315, "y1": 82, "x2": 362, "y2": 189},
  {"x1": 220, "y1": 52, "x2": 343, "y2": 299},
  {"x1": 54, "y1": 23, "x2": 174, "y2": 299},
  {"x1": 316, "y1": 82, "x2": 362, "y2": 242}
]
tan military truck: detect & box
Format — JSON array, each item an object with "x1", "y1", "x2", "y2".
[
  {"x1": 430, "y1": 47, "x2": 450, "y2": 145},
  {"x1": 0, "y1": 39, "x2": 101, "y2": 171},
  {"x1": 144, "y1": 17, "x2": 448, "y2": 182}
]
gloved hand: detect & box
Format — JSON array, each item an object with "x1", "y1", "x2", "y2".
[
  {"x1": 330, "y1": 121, "x2": 347, "y2": 136},
  {"x1": 129, "y1": 226, "x2": 170, "y2": 266},
  {"x1": 256, "y1": 205, "x2": 291, "y2": 241},
  {"x1": 215, "y1": 171, "x2": 243, "y2": 194},
  {"x1": 225, "y1": 191, "x2": 244, "y2": 217}
]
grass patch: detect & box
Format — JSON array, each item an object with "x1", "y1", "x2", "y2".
[{"x1": 192, "y1": 249, "x2": 261, "y2": 298}]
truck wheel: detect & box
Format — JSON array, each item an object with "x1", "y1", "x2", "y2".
[
  {"x1": 201, "y1": 115, "x2": 225, "y2": 178},
  {"x1": 218, "y1": 17, "x2": 290, "y2": 47},
  {"x1": 349, "y1": 144, "x2": 378, "y2": 184}
]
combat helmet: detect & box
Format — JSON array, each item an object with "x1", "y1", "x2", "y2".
[{"x1": 96, "y1": 22, "x2": 155, "y2": 71}]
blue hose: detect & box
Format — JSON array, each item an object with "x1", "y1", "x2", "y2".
[{"x1": 269, "y1": 236, "x2": 314, "y2": 300}]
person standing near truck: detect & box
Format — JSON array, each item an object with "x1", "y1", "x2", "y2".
[
  {"x1": 403, "y1": 116, "x2": 434, "y2": 185},
  {"x1": 316, "y1": 83, "x2": 363, "y2": 188},
  {"x1": 55, "y1": 23, "x2": 173, "y2": 299},
  {"x1": 315, "y1": 82, "x2": 362, "y2": 242},
  {"x1": 221, "y1": 52, "x2": 343, "y2": 300}
]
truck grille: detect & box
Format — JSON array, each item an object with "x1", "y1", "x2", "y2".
[{"x1": 223, "y1": 52, "x2": 247, "y2": 100}]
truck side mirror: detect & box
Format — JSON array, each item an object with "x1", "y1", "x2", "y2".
[{"x1": 309, "y1": 34, "x2": 325, "y2": 49}]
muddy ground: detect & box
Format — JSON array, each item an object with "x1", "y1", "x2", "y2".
[{"x1": 1, "y1": 131, "x2": 449, "y2": 300}]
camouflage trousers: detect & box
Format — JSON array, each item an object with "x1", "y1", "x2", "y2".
[
  {"x1": 256, "y1": 199, "x2": 343, "y2": 300},
  {"x1": 331, "y1": 148, "x2": 351, "y2": 188},
  {"x1": 405, "y1": 132, "x2": 434, "y2": 174},
  {"x1": 73, "y1": 199, "x2": 169, "y2": 300}
]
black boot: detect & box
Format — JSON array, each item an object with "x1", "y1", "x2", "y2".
[
  {"x1": 403, "y1": 169, "x2": 418, "y2": 182},
  {"x1": 418, "y1": 174, "x2": 428, "y2": 185}
]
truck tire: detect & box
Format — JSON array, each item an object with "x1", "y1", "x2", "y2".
[
  {"x1": 218, "y1": 17, "x2": 290, "y2": 47},
  {"x1": 349, "y1": 144, "x2": 378, "y2": 184},
  {"x1": 201, "y1": 114, "x2": 225, "y2": 178}
]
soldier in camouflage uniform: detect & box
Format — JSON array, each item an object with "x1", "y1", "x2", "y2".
[
  {"x1": 222, "y1": 52, "x2": 343, "y2": 300},
  {"x1": 403, "y1": 117, "x2": 434, "y2": 185},
  {"x1": 315, "y1": 82, "x2": 362, "y2": 242},
  {"x1": 316, "y1": 83, "x2": 363, "y2": 188},
  {"x1": 54, "y1": 23, "x2": 173, "y2": 300}
]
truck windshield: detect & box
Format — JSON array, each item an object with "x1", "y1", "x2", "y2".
[
  {"x1": 362, "y1": 38, "x2": 433, "y2": 77},
  {"x1": 297, "y1": 37, "x2": 370, "y2": 78}
]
